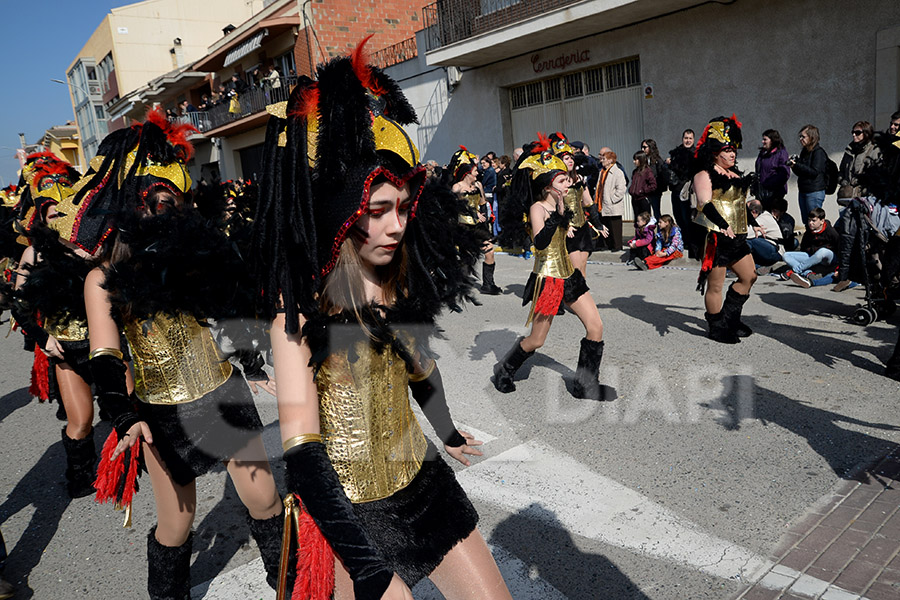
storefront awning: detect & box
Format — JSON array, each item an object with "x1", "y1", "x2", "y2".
[{"x1": 223, "y1": 29, "x2": 268, "y2": 67}]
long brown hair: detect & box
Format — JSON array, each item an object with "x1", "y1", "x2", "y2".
[{"x1": 658, "y1": 214, "x2": 675, "y2": 243}]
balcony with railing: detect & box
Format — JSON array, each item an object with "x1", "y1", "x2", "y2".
[
  {"x1": 422, "y1": 0, "x2": 707, "y2": 67},
  {"x1": 371, "y1": 37, "x2": 418, "y2": 70},
  {"x1": 174, "y1": 76, "x2": 297, "y2": 137}
]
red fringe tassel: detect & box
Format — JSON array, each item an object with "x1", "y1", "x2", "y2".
[
  {"x1": 29, "y1": 347, "x2": 50, "y2": 401},
  {"x1": 291, "y1": 495, "x2": 335, "y2": 600},
  {"x1": 94, "y1": 430, "x2": 142, "y2": 513},
  {"x1": 697, "y1": 233, "x2": 718, "y2": 293},
  {"x1": 534, "y1": 276, "x2": 565, "y2": 316}
]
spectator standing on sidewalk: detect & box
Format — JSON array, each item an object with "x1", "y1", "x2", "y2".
[
  {"x1": 641, "y1": 139, "x2": 668, "y2": 221},
  {"x1": 781, "y1": 207, "x2": 840, "y2": 287},
  {"x1": 837, "y1": 120, "x2": 881, "y2": 203},
  {"x1": 790, "y1": 125, "x2": 828, "y2": 225},
  {"x1": 666, "y1": 129, "x2": 695, "y2": 245},
  {"x1": 629, "y1": 152, "x2": 657, "y2": 217},
  {"x1": 755, "y1": 129, "x2": 791, "y2": 210},
  {"x1": 597, "y1": 150, "x2": 627, "y2": 251},
  {"x1": 745, "y1": 199, "x2": 784, "y2": 270},
  {"x1": 480, "y1": 155, "x2": 499, "y2": 237}
]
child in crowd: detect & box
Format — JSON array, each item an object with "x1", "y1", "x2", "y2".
[
  {"x1": 635, "y1": 214, "x2": 683, "y2": 270},
  {"x1": 626, "y1": 211, "x2": 656, "y2": 262},
  {"x1": 778, "y1": 207, "x2": 840, "y2": 287}
]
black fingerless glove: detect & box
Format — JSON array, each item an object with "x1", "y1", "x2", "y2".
[
  {"x1": 234, "y1": 349, "x2": 268, "y2": 382},
  {"x1": 702, "y1": 202, "x2": 730, "y2": 230},
  {"x1": 586, "y1": 204, "x2": 603, "y2": 230},
  {"x1": 90, "y1": 354, "x2": 139, "y2": 437},
  {"x1": 409, "y1": 362, "x2": 466, "y2": 448},
  {"x1": 284, "y1": 442, "x2": 394, "y2": 600},
  {"x1": 10, "y1": 303, "x2": 49, "y2": 349},
  {"x1": 533, "y1": 210, "x2": 569, "y2": 250}
]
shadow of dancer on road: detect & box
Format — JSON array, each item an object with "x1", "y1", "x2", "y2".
[
  {"x1": 703, "y1": 375, "x2": 900, "y2": 483},
  {"x1": 489, "y1": 503, "x2": 652, "y2": 600}
]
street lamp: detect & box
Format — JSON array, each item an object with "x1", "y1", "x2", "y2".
[{"x1": 51, "y1": 78, "x2": 93, "y2": 100}]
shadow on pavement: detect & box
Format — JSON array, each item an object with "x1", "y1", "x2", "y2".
[
  {"x1": 489, "y1": 503, "x2": 651, "y2": 600},
  {"x1": 703, "y1": 375, "x2": 899, "y2": 483},
  {"x1": 0, "y1": 388, "x2": 31, "y2": 424},
  {"x1": 609, "y1": 294, "x2": 708, "y2": 338},
  {"x1": 0, "y1": 441, "x2": 72, "y2": 598}
]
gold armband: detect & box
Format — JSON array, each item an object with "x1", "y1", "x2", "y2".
[
  {"x1": 89, "y1": 347, "x2": 124, "y2": 361},
  {"x1": 408, "y1": 358, "x2": 436, "y2": 383},
  {"x1": 282, "y1": 433, "x2": 323, "y2": 453}
]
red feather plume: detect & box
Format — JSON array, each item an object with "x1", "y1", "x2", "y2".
[
  {"x1": 31, "y1": 159, "x2": 75, "y2": 186},
  {"x1": 533, "y1": 132, "x2": 551, "y2": 153},
  {"x1": 289, "y1": 84, "x2": 320, "y2": 120},
  {"x1": 145, "y1": 106, "x2": 197, "y2": 161},
  {"x1": 350, "y1": 35, "x2": 388, "y2": 97},
  {"x1": 25, "y1": 150, "x2": 58, "y2": 164}
]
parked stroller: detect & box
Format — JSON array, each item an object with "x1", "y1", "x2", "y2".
[{"x1": 836, "y1": 197, "x2": 900, "y2": 325}]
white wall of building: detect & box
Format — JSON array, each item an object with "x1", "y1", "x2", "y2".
[{"x1": 389, "y1": 0, "x2": 900, "y2": 220}]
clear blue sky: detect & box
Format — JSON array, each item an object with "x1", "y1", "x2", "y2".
[{"x1": 0, "y1": 1, "x2": 132, "y2": 188}]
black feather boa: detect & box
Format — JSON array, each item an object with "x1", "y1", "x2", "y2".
[
  {"x1": 15, "y1": 226, "x2": 93, "y2": 323},
  {"x1": 102, "y1": 209, "x2": 254, "y2": 323}
]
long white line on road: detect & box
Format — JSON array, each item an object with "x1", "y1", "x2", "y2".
[{"x1": 455, "y1": 441, "x2": 851, "y2": 597}]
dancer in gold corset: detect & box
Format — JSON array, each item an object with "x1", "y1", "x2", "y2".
[
  {"x1": 492, "y1": 135, "x2": 609, "y2": 401},
  {"x1": 693, "y1": 115, "x2": 758, "y2": 344}
]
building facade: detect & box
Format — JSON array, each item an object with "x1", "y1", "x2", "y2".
[
  {"x1": 65, "y1": 0, "x2": 264, "y2": 163},
  {"x1": 387, "y1": 0, "x2": 900, "y2": 220}
]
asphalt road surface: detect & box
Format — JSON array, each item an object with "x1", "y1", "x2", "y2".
[{"x1": 1, "y1": 252, "x2": 898, "y2": 599}]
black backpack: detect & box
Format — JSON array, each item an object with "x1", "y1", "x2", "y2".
[{"x1": 825, "y1": 154, "x2": 839, "y2": 195}]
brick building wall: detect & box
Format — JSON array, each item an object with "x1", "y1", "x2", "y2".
[{"x1": 310, "y1": 0, "x2": 422, "y2": 58}]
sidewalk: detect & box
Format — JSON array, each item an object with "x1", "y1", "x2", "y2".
[{"x1": 732, "y1": 445, "x2": 900, "y2": 600}]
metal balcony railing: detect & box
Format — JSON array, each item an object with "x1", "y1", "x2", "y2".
[
  {"x1": 175, "y1": 76, "x2": 298, "y2": 135},
  {"x1": 371, "y1": 37, "x2": 418, "y2": 69},
  {"x1": 423, "y1": 0, "x2": 582, "y2": 51}
]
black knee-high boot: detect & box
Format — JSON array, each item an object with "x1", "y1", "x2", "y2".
[
  {"x1": 705, "y1": 311, "x2": 740, "y2": 344},
  {"x1": 492, "y1": 337, "x2": 534, "y2": 393},
  {"x1": 247, "y1": 509, "x2": 292, "y2": 591},
  {"x1": 147, "y1": 526, "x2": 192, "y2": 600},
  {"x1": 480, "y1": 262, "x2": 502, "y2": 295},
  {"x1": 723, "y1": 283, "x2": 752, "y2": 337},
  {"x1": 572, "y1": 338, "x2": 608, "y2": 401},
  {"x1": 61, "y1": 427, "x2": 96, "y2": 498}
]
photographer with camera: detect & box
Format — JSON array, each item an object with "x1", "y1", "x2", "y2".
[{"x1": 789, "y1": 125, "x2": 828, "y2": 225}]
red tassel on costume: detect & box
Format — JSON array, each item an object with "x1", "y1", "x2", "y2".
[
  {"x1": 696, "y1": 233, "x2": 717, "y2": 293},
  {"x1": 29, "y1": 347, "x2": 50, "y2": 401},
  {"x1": 94, "y1": 430, "x2": 143, "y2": 527},
  {"x1": 534, "y1": 276, "x2": 565, "y2": 316},
  {"x1": 291, "y1": 498, "x2": 335, "y2": 600}
]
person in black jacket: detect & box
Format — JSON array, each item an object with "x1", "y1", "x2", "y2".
[
  {"x1": 789, "y1": 124, "x2": 828, "y2": 225},
  {"x1": 666, "y1": 129, "x2": 696, "y2": 254},
  {"x1": 780, "y1": 207, "x2": 840, "y2": 288}
]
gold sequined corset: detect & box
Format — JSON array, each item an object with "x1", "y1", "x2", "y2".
[
  {"x1": 124, "y1": 313, "x2": 232, "y2": 405},
  {"x1": 533, "y1": 222, "x2": 575, "y2": 279},
  {"x1": 563, "y1": 186, "x2": 587, "y2": 227},
  {"x1": 694, "y1": 184, "x2": 748, "y2": 234},
  {"x1": 316, "y1": 341, "x2": 427, "y2": 503},
  {"x1": 44, "y1": 315, "x2": 89, "y2": 342},
  {"x1": 458, "y1": 190, "x2": 481, "y2": 226}
]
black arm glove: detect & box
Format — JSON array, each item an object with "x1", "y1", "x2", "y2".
[
  {"x1": 533, "y1": 210, "x2": 569, "y2": 250},
  {"x1": 702, "y1": 202, "x2": 730, "y2": 230},
  {"x1": 586, "y1": 203, "x2": 603, "y2": 230},
  {"x1": 89, "y1": 354, "x2": 139, "y2": 437},
  {"x1": 747, "y1": 207, "x2": 759, "y2": 228},
  {"x1": 409, "y1": 361, "x2": 466, "y2": 448},
  {"x1": 10, "y1": 303, "x2": 49, "y2": 349},
  {"x1": 233, "y1": 349, "x2": 268, "y2": 382},
  {"x1": 284, "y1": 442, "x2": 394, "y2": 600}
]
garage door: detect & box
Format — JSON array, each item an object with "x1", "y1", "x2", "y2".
[{"x1": 510, "y1": 57, "x2": 644, "y2": 220}]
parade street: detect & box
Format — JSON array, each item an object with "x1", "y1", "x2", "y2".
[{"x1": 1, "y1": 253, "x2": 899, "y2": 600}]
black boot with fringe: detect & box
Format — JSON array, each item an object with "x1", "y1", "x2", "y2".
[
  {"x1": 247, "y1": 509, "x2": 292, "y2": 591},
  {"x1": 705, "y1": 311, "x2": 739, "y2": 344},
  {"x1": 492, "y1": 337, "x2": 534, "y2": 393},
  {"x1": 147, "y1": 526, "x2": 192, "y2": 600},
  {"x1": 572, "y1": 338, "x2": 608, "y2": 401},
  {"x1": 723, "y1": 283, "x2": 752, "y2": 337},
  {"x1": 61, "y1": 427, "x2": 96, "y2": 498},
  {"x1": 480, "y1": 262, "x2": 502, "y2": 295}
]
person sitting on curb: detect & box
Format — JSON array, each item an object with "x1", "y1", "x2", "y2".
[
  {"x1": 745, "y1": 199, "x2": 784, "y2": 273},
  {"x1": 635, "y1": 214, "x2": 683, "y2": 270},
  {"x1": 779, "y1": 207, "x2": 841, "y2": 287},
  {"x1": 626, "y1": 211, "x2": 655, "y2": 264}
]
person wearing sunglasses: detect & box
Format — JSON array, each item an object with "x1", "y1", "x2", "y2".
[{"x1": 837, "y1": 121, "x2": 881, "y2": 203}]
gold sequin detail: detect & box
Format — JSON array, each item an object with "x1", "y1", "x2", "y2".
[
  {"x1": 266, "y1": 101, "x2": 288, "y2": 119},
  {"x1": 120, "y1": 148, "x2": 192, "y2": 193},
  {"x1": 532, "y1": 221, "x2": 575, "y2": 280},
  {"x1": 124, "y1": 313, "x2": 232, "y2": 405},
  {"x1": 316, "y1": 340, "x2": 426, "y2": 503},
  {"x1": 693, "y1": 183, "x2": 748, "y2": 234},
  {"x1": 458, "y1": 190, "x2": 481, "y2": 226},
  {"x1": 372, "y1": 115, "x2": 419, "y2": 167},
  {"x1": 563, "y1": 187, "x2": 586, "y2": 228},
  {"x1": 44, "y1": 315, "x2": 89, "y2": 342}
]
